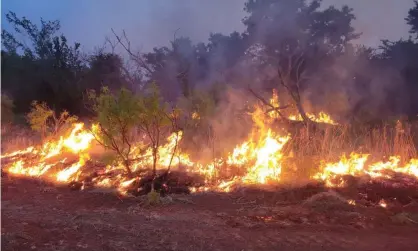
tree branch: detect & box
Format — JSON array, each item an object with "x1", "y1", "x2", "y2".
[
  {"x1": 247, "y1": 87, "x2": 288, "y2": 119},
  {"x1": 111, "y1": 28, "x2": 154, "y2": 75}
]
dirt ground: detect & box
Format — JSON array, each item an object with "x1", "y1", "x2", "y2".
[{"x1": 2, "y1": 176, "x2": 418, "y2": 251}]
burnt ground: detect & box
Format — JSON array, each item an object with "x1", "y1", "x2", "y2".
[{"x1": 2, "y1": 176, "x2": 418, "y2": 251}]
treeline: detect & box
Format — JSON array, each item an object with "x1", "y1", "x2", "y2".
[{"x1": 2, "y1": 0, "x2": 418, "y2": 125}]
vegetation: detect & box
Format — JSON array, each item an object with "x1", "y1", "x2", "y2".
[
  {"x1": 2, "y1": 0, "x2": 418, "y2": 178},
  {"x1": 88, "y1": 87, "x2": 144, "y2": 176},
  {"x1": 1, "y1": 94, "x2": 14, "y2": 125},
  {"x1": 136, "y1": 83, "x2": 178, "y2": 177},
  {"x1": 26, "y1": 101, "x2": 78, "y2": 138},
  {"x1": 88, "y1": 84, "x2": 178, "y2": 178}
]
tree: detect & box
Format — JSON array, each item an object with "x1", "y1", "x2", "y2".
[
  {"x1": 1, "y1": 11, "x2": 85, "y2": 114},
  {"x1": 143, "y1": 37, "x2": 207, "y2": 101},
  {"x1": 377, "y1": 39, "x2": 418, "y2": 117},
  {"x1": 82, "y1": 49, "x2": 130, "y2": 92},
  {"x1": 243, "y1": 0, "x2": 359, "y2": 124},
  {"x1": 406, "y1": 1, "x2": 418, "y2": 39}
]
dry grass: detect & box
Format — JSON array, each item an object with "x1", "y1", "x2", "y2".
[
  {"x1": 280, "y1": 120, "x2": 418, "y2": 181},
  {"x1": 290, "y1": 120, "x2": 417, "y2": 161},
  {"x1": 1, "y1": 123, "x2": 38, "y2": 153}
]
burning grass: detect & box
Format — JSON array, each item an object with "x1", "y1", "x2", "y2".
[{"x1": 1, "y1": 91, "x2": 418, "y2": 204}]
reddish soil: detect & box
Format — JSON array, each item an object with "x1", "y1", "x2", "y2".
[{"x1": 2, "y1": 176, "x2": 418, "y2": 251}]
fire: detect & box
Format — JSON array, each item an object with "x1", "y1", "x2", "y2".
[
  {"x1": 8, "y1": 160, "x2": 54, "y2": 177},
  {"x1": 1, "y1": 90, "x2": 417, "y2": 196},
  {"x1": 313, "y1": 153, "x2": 418, "y2": 187},
  {"x1": 379, "y1": 199, "x2": 387, "y2": 208},
  {"x1": 348, "y1": 199, "x2": 356, "y2": 205},
  {"x1": 2, "y1": 123, "x2": 94, "y2": 179},
  {"x1": 227, "y1": 129, "x2": 290, "y2": 184},
  {"x1": 63, "y1": 123, "x2": 95, "y2": 153},
  {"x1": 288, "y1": 112, "x2": 338, "y2": 125},
  {"x1": 313, "y1": 153, "x2": 369, "y2": 187},
  {"x1": 0, "y1": 146, "x2": 36, "y2": 158},
  {"x1": 56, "y1": 154, "x2": 89, "y2": 182}
]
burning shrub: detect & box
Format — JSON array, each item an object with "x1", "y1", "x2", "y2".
[
  {"x1": 26, "y1": 101, "x2": 78, "y2": 139},
  {"x1": 88, "y1": 84, "x2": 179, "y2": 179},
  {"x1": 88, "y1": 87, "x2": 144, "y2": 177},
  {"x1": 137, "y1": 83, "x2": 180, "y2": 178}
]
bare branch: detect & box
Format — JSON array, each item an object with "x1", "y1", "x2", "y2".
[
  {"x1": 111, "y1": 28, "x2": 153, "y2": 75},
  {"x1": 247, "y1": 87, "x2": 288, "y2": 119}
]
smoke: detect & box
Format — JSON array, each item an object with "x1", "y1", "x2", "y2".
[
  {"x1": 135, "y1": 0, "x2": 415, "y2": 147},
  {"x1": 302, "y1": 48, "x2": 409, "y2": 122}
]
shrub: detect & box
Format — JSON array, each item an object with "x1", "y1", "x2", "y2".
[
  {"x1": 89, "y1": 84, "x2": 179, "y2": 181},
  {"x1": 89, "y1": 87, "x2": 143, "y2": 176},
  {"x1": 26, "y1": 101, "x2": 78, "y2": 138}
]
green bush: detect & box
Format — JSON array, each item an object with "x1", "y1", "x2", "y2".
[
  {"x1": 89, "y1": 86, "x2": 143, "y2": 176},
  {"x1": 26, "y1": 101, "x2": 78, "y2": 138}
]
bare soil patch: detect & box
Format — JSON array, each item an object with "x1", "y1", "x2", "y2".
[{"x1": 2, "y1": 176, "x2": 418, "y2": 251}]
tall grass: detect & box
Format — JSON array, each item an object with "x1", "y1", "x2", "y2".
[
  {"x1": 281, "y1": 120, "x2": 417, "y2": 181},
  {"x1": 1, "y1": 123, "x2": 38, "y2": 153}
]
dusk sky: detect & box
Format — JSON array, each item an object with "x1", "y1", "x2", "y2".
[{"x1": 1, "y1": 0, "x2": 415, "y2": 52}]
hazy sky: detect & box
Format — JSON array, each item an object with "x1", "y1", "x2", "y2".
[{"x1": 1, "y1": 0, "x2": 415, "y2": 52}]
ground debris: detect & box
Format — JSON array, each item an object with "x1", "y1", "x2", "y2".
[{"x1": 303, "y1": 191, "x2": 353, "y2": 212}]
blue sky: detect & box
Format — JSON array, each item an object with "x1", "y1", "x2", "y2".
[{"x1": 1, "y1": 0, "x2": 415, "y2": 53}]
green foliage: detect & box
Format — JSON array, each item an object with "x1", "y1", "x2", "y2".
[
  {"x1": 89, "y1": 84, "x2": 177, "y2": 177},
  {"x1": 139, "y1": 83, "x2": 172, "y2": 132},
  {"x1": 2, "y1": 12, "x2": 86, "y2": 115},
  {"x1": 26, "y1": 101, "x2": 77, "y2": 138},
  {"x1": 138, "y1": 82, "x2": 176, "y2": 176},
  {"x1": 89, "y1": 86, "x2": 143, "y2": 176},
  {"x1": 1, "y1": 94, "x2": 14, "y2": 124},
  {"x1": 26, "y1": 101, "x2": 53, "y2": 135},
  {"x1": 89, "y1": 87, "x2": 142, "y2": 143}
]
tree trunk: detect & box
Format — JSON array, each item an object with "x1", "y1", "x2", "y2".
[
  {"x1": 124, "y1": 159, "x2": 133, "y2": 178},
  {"x1": 152, "y1": 147, "x2": 158, "y2": 177},
  {"x1": 295, "y1": 99, "x2": 310, "y2": 125}
]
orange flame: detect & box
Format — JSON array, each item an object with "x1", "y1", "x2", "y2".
[{"x1": 2, "y1": 91, "x2": 417, "y2": 195}]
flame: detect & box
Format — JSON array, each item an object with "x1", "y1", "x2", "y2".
[
  {"x1": 56, "y1": 154, "x2": 89, "y2": 182},
  {"x1": 1, "y1": 146, "x2": 36, "y2": 158},
  {"x1": 227, "y1": 129, "x2": 290, "y2": 184},
  {"x1": 4, "y1": 123, "x2": 94, "y2": 179},
  {"x1": 348, "y1": 200, "x2": 356, "y2": 205},
  {"x1": 8, "y1": 160, "x2": 53, "y2": 177},
  {"x1": 313, "y1": 153, "x2": 418, "y2": 187},
  {"x1": 379, "y1": 199, "x2": 387, "y2": 208},
  {"x1": 2, "y1": 90, "x2": 417, "y2": 196},
  {"x1": 288, "y1": 112, "x2": 337, "y2": 125},
  {"x1": 313, "y1": 153, "x2": 369, "y2": 187},
  {"x1": 63, "y1": 123, "x2": 95, "y2": 153}
]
